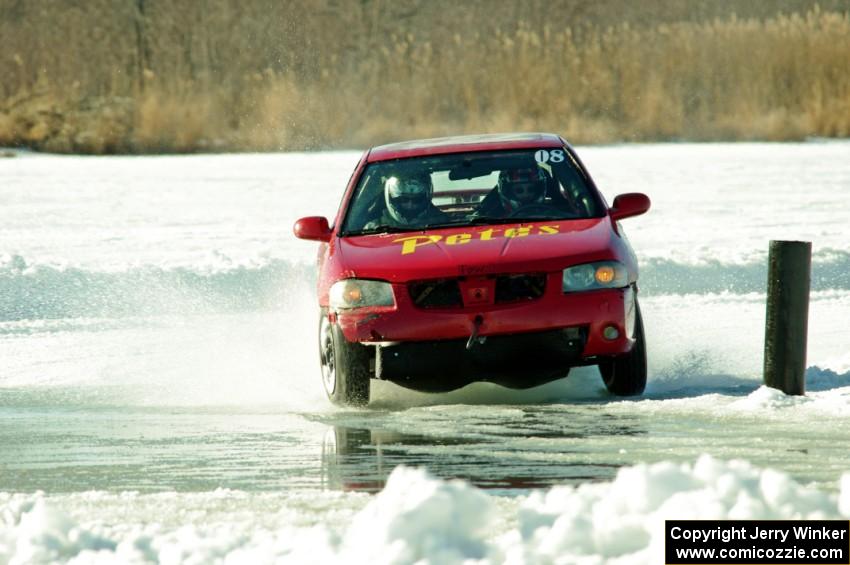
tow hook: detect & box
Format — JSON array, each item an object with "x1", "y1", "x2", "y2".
[{"x1": 466, "y1": 315, "x2": 486, "y2": 350}]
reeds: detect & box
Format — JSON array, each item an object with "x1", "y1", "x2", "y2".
[{"x1": 1, "y1": 1, "x2": 848, "y2": 153}]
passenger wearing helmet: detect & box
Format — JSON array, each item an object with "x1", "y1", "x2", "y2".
[
  {"x1": 476, "y1": 166, "x2": 549, "y2": 217},
  {"x1": 364, "y1": 174, "x2": 448, "y2": 229}
]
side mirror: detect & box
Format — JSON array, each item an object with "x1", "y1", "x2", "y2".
[
  {"x1": 293, "y1": 216, "x2": 332, "y2": 242},
  {"x1": 609, "y1": 193, "x2": 651, "y2": 222}
]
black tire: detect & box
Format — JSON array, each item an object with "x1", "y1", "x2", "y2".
[
  {"x1": 598, "y1": 298, "x2": 647, "y2": 396},
  {"x1": 318, "y1": 308, "x2": 370, "y2": 406}
]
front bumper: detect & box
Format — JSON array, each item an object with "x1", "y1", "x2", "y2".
[{"x1": 336, "y1": 276, "x2": 637, "y2": 360}]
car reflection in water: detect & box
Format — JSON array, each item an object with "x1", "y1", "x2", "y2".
[{"x1": 319, "y1": 412, "x2": 646, "y2": 494}]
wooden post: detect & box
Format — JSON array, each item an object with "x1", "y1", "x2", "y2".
[{"x1": 763, "y1": 240, "x2": 811, "y2": 395}]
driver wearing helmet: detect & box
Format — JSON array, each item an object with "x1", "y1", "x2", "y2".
[
  {"x1": 365, "y1": 174, "x2": 448, "y2": 229},
  {"x1": 476, "y1": 166, "x2": 549, "y2": 217}
]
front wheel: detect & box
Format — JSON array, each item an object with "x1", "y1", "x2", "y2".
[
  {"x1": 598, "y1": 299, "x2": 647, "y2": 396},
  {"x1": 319, "y1": 309, "x2": 370, "y2": 406}
]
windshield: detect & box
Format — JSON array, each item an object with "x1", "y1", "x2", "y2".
[{"x1": 340, "y1": 148, "x2": 603, "y2": 236}]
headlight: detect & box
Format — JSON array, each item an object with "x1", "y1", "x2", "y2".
[
  {"x1": 562, "y1": 261, "x2": 628, "y2": 292},
  {"x1": 329, "y1": 279, "x2": 394, "y2": 310}
]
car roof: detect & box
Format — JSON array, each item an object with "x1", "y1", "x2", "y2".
[{"x1": 366, "y1": 132, "x2": 566, "y2": 162}]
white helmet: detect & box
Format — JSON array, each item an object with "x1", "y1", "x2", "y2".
[
  {"x1": 385, "y1": 175, "x2": 433, "y2": 224},
  {"x1": 497, "y1": 166, "x2": 547, "y2": 211}
]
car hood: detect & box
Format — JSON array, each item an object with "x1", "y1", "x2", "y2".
[{"x1": 336, "y1": 218, "x2": 618, "y2": 282}]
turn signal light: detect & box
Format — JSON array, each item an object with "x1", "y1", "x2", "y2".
[
  {"x1": 562, "y1": 261, "x2": 628, "y2": 292},
  {"x1": 595, "y1": 266, "x2": 616, "y2": 284},
  {"x1": 345, "y1": 287, "x2": 362, "y2": 302}
]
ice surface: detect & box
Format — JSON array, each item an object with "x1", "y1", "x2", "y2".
[{"x1": 1, "y1": 142, "x2": 849, "y2": 563}]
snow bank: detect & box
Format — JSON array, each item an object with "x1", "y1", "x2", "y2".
[
  {"x1": 728, "y1": 377, "x2": 850, "y2": 416},
  {"x1": 808, "y1": 364, "x2": 850, "y2": 389},
  {"x1": 3, "y1": 456, "x2": 850, "y2": 565},
  {"x1": 511, "y1": 455, "x2": 842, "y2": 564},
  {"x1": 341, "y1": 467, "x2": 494, "y2": 564}
]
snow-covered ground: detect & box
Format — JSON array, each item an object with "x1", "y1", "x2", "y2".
[{"x1": 1, "y1": 142, "x2": 849, "y2": 563}]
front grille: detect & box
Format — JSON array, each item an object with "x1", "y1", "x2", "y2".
[
  {"x1": 495, "y1": 273, "x2": 547, "y2": 303},
  {"x1": 409, "y1": 279, "x2": 463, "y2": 309},
  {"x1": 409, "y1": 273, "x2": 547, "y2": 309}
]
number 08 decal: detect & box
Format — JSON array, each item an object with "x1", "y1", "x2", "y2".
[{"x1": 534, "y1": 149, "x2": 565, "y2": 164}]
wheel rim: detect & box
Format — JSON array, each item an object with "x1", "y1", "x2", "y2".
[{"x1": 319, "y1": 314, "x2": 336, "y2": 396}]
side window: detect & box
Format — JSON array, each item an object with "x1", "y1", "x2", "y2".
[
  {"x1": 344, "y1": 170, "x2": 384, "y2": 230},
  {"x1": 551, "y1": 161, "x2": 598, "y2": 216}
]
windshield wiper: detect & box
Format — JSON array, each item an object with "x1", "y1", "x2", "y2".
[
  {"x1": 344, "y1": 225, "x2": 421, "y2": 236},
  {"x1": 504, "y1": 215, "x2": 561, "y2": 222},
  {"x1": 419, "y1": 217, "x2": 536, "y2": 229},
  {"x1": 405, "y1": 218, "x2": 504, "y2": 230},
  {"x1": 464, "y1": 216, "x2": 534, "y2": 226}
]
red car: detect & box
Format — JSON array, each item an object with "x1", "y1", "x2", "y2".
[{"x1": 295, "y1": 133, "x2": 650, "y2": 406}]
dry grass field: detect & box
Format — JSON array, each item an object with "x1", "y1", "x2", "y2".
[{"x1": 1, "y1": 0, "x2": 849, "y2": 153}]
